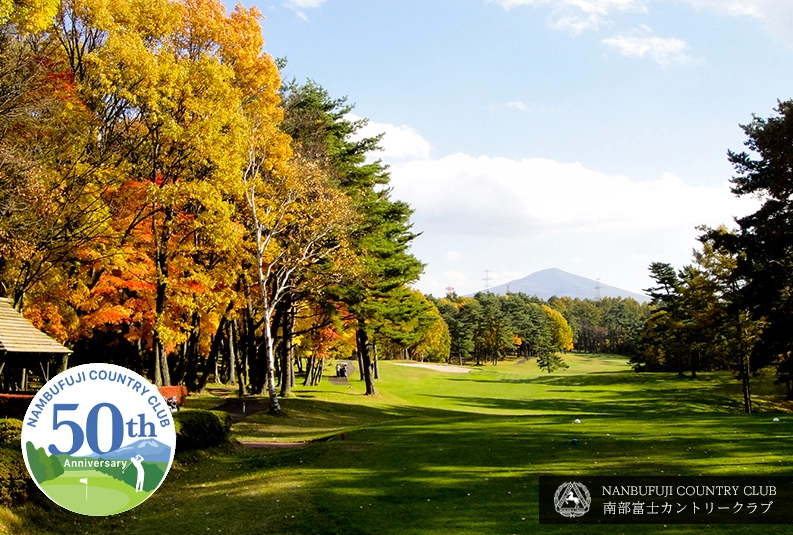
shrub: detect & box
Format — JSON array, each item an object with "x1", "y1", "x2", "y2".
[
  {"x1": 158, "y1": 386, "x2": 188, "y2": 406},
  {"x1": 0, "y1": 394, "x2": 33, "y2": 419},
  {"x1": 0, "y1": 418, "x2": 22, "y2": 450},
  {"x1": 173, "y1": 409, "x2": 232, "y2": 450},
  {"x1": 0, "y1": 449, "x2": 31, "y2": 506}
]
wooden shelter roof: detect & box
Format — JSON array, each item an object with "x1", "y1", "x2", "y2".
[{"x1": 0, "y1": 298, "x2": 71, "y2": 355}]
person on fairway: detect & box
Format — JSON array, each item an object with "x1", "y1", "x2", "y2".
[{"x1": 130, "y1": 454, "x2": 145, "y2": 492}]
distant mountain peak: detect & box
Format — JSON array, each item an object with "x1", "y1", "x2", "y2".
[{"x1": 478, "y1": 268, "x2": 648, "y2": 302}]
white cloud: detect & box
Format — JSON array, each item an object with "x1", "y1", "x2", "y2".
[
  {"x1": 349, "y1": 115, "x2": 432, "y2": 161},
  {"x1": 603, "y1": 25, "x2": 700, "y2": 66},
  {"x1": 488, "y1": 270, "x2": 526, "y2": 286},
  {"x1": 393, "y1": 151, "x2": 759, "y2": 296},
  {"x1": 550, "y1": 14, "x2": 604, "y2": 33},
  {"x1": 488, "y1": 0, "x2": 646, "y2": 33},
  {"x1": 681, "y1": 0, "x2": 764, "y2": 18},
  {"x1": 283, "y1": 0, "x2": 325, "y2": 20},
  {"x1": 446, "y1": 251, "x2": 463, "y2": 260},
  {"x1": 681, "y1": 0, "x2": 793, "y2": 46},
  {"x1": 490, "y1": 0, "x2": 644, "y2": 14},
  {"x1": 442, "y1": 271, "x2": 470, "y2": 289},
  {"x1": 389, "y1": 153, "x2": 754, "y2": 239},
  {"x1": 506, "y1": 101, "x2": 528, "y2": 112},
  {"x1": 286, "y1": 0, "x2": 326, "y2": 7}
]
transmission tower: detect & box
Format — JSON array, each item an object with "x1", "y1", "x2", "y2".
[
  {"x1": 595, "y1": 278, "x2": 602, "y2": 300},
  {"x1": 483, "y1": 269, "x2": 493, "y2": 293},
  {"x1": 445, "y1": 286, "x2": 455, "y2": 297}
]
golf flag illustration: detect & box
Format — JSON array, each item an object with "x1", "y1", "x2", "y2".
[{"x1": 21, "y1": 364, "x2": 176, "y2": 516}]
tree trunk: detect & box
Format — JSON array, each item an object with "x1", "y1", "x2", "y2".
[
  {"x1": 279, "y1": 293, "x2": 294, "y2": 397},
  {"x1": 357, "y1": 347, "x2": 364, "y2": 381},
  {"x1": 153, "y1": 344, "x2": 163, "y2": 386},
  {"x1": 183, "y1": 315, "x2": 201, "y2": 391},
  {"x1": 373, "y1": 342, "x2": 379, "y2": 380},
  {"x1": 736, "y1": 311, "x2": 752, "y2": 414},
  {"x1": 214, "y1": 351, "x2": 222, "y2": 385},
  {"x1": 243, "y1": 287, "x2": 261, "y2": 394},
  {"x1": 741, "y1": 360, "x2": 752, "y2": 412},
  {"x1": 303, "y1": 356, "x2": 314, "y2": 387},
  {"x1": 236, "y1": 318, "x2": 248, "y2": 397},
  {"x1": 152, "y1": 206, "x2": 174, "y2": 387},
  {"x1": 136, "y1": 339, "x2": 146, "y2": 376},
  {"x1": 227, "y1": 320, "x2": 237, "y2": 385},
  {"x1": 197, "y1": 318, "x2": 227, "y2": 392},
  {"x1": 357, "y1": 322, "x2": 376, "y2": 396},
  {"x1": 263, "y1": 309, "x2": 281, "y2": 414}
]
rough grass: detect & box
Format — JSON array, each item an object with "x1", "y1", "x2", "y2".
[{"x1": 2, "y1": 354, "x2": 791, "y2": 535}]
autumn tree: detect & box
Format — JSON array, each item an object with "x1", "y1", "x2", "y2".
[
  {"x1": 281, "y1": 81, "x2": 423, "y2": 396},
  {"x1": 242, "y1": 150, "x2": 353, "y2": 411}
]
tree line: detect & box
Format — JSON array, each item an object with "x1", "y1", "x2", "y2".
[
  {"x1": 633, "y1": 100, "x2": 793, "y2": 413},
  {"x1": 0, "y1": 0, "x2": 429, "y2": 410},
  {"x1": 431, "y1": 292, "x2": 650, "y2": 372}
]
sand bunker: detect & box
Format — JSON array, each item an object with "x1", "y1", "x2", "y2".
[{"x1": 395, "y1": 363, "x2": 473, "y2": 373}]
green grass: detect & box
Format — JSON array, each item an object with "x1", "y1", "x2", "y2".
[
  {"x1": 39, "y1": 469, "x2": 150, "y2": 516},
  {"x1": 2, "y1": 354, "x2": 792, "y2": 534}
]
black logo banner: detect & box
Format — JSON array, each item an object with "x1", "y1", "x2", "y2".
[{"x1": 539, "y1": 476, "x2": 793, "y2": 524}]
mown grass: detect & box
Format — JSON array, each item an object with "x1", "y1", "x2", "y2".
[{"x1": 2, "y1": 354, "x2": 791, "y2": 535}]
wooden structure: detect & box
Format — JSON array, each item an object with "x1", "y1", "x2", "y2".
[{"x1": 0, "y1": 297, "x2": 71, "y2": 391}]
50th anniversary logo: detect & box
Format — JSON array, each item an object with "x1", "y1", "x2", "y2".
[{"x1": 21, "y1": 363, "x2": 176, "y2": 516}]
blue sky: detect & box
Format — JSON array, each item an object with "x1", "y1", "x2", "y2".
[{"x1": 252, "y1": 0, "x2": 793, "y2": 297}]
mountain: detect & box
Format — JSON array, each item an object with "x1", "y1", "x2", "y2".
[
  {"x1": 479, "y1": 268, "x2": 649, "y2": 303},
  {"x1": 88, "y1": 439, "x2": 172, "y2": 464}
]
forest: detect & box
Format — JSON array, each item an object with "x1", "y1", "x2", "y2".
[
  {"x1": 3, "y1": 0, "x2": 793, "y2": 419},
  {"x1": 0, "y1": 0, "x2": 429, "y2": 411}
]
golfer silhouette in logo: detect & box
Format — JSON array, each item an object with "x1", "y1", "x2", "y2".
[{"x1": 130, "y1": 454, "x2": 145, "y2": 492}]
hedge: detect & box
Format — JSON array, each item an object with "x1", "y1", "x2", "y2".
[
  {"x1": 0, "y1": 418, "x2": 22, "y2": 450},
  {"x1": 0, "y1": 449, "x2": 30, "y2": 506},
  {"x1": 0, "y1": 419, "x2": 30, "y2": 506},
  {"x1": 173, "y1": 409, "x2": 232, "y2": 450},
  {"x1": 0, "y1": 394, "x2": 33, "y2": 419}
]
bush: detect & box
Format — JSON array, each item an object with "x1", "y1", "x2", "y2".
[
  {"x1": 0, "y1": 394, "x2": 33, "y2": 419},
  {"x1": 0, "y1": 418, "x2": 22, "y2": 450},
  {"x1": 158, "y1": 386, "x2": 188, "y2": 406},
  {"x1": 173, "y1": 409, "x2": 232, "y2": 450},
  {"x1": 0, "y1": 449, "x2": 31, "y2": 506}
]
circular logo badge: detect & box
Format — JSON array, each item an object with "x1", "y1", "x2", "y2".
[
  {"x1": 21, "y1": 363, "x2": 176, "y2": 516},
  {"x1": 554, "y1": 481, "x2": 591, "y2": 518}
]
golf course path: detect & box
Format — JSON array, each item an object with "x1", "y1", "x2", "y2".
[
  {"x1": 328, "y1": 360, "x2": 357, "y2": 386},
  {"x1": 209, "y1": 397, "x2": 269, "y2": 422}
]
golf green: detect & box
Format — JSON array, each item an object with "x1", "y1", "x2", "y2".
[{"x1": 39, "y1": 470, "x2": 149, "y2": 516}]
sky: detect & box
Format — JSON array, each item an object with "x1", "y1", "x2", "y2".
[{"x1": 250, "y1": 0, "x2": 793, "y2": 297}]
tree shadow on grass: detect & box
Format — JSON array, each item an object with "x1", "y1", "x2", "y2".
[
  {"x1": 418, "y1": 388, "x2": 742, "y2": 415},
  {"x1": 8, "y1": 396, "x2": 793, "y2": 535}
]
